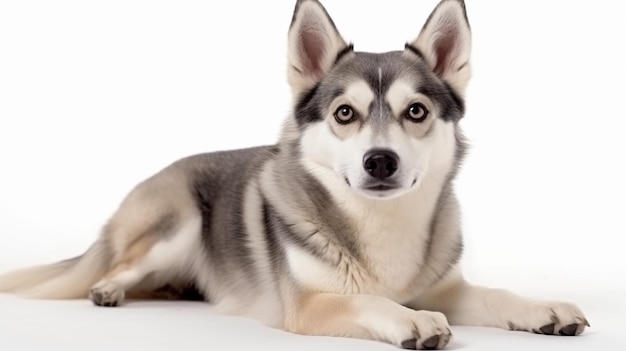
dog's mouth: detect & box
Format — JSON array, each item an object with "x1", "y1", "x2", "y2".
[
  {"x1": 343, "y1": 175, "x2": 421, "y2": 199},
  {"x1": 343, "y1": 173, "x2": 419, "y2": 199},
  {"x1": 359, "y1": 180, "x2": 403, "y2": 198},
  {"x1": 364, "y1": 184, "x2": 396, "y2": 192}
]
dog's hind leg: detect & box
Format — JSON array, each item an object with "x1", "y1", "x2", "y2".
[
  {"x1": 87, "y1": 162, "x2": 204, "y2": 306},
  {"x1": 89, "y1": 215, "x2": 202, "y2": 307}
]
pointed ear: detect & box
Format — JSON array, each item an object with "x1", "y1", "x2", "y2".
[
  {"x1": 410, "y1": 0, "x2": 471, "y2": 95},
  {"x1": 288, "y1": 0, "x2": 349, "y2": 97}
]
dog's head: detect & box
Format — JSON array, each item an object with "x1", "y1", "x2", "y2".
[{"x1": 287, "y1": 0, "x2": 471, "y2": 199}]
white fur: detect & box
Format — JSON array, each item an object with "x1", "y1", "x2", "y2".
[
  {"x1": 142, "y1": 216, "x2": 202, "y2": 271},
  {"x1": 89, "y1": 215, "x2": 202, "y2": 304},
  {"x1": 415, "y1": 268, "x2": 589, "y2": 335},
  {"x1": 295, "y1": 91, "x2": 458, "y2": 300},
  {"x1": 285, "y1": 245, "x2": 338, "y2": 290},
  {"x1": 386, "y1": 79, "x2": 432, "y2": 117},
  {"x1": 300, "y1": 74, "x2": 455, "y2": 200},
  {"x1": 337, "y1": 80, "x2": 375, "y2": 117},
  {"x1": 354, "y1": 296, "x2": 450, "y2": 348},
  {"x1": 293, "y1": 54, "x2": 460, "y2": 299}
]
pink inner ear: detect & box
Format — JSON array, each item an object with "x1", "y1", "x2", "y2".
[
  {"x1": 299, "y1": 25, "x2": 327, "y2": 79},
  {"x1": 433, "y1": 26, "x2": 459, "y2": 78}
]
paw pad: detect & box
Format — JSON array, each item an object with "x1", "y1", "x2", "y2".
[
  {"x1": 534, "y1": 323, "x2": 555, "y2": 335},
  {"x1": 421, "y1": 335, "x2": 440, "y2": 350},
  {"x1": 559, "y1": 323, "x2": 586, "y2": 336},
  {"x1": 89, "y1": 283, "x2": 124, "y2": 307}
]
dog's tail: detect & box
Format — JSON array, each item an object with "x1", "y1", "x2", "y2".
[{"x1": 0, "y1": 240, "x2": 110, "y2": 299}]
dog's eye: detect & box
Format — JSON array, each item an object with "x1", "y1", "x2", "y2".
[
  {"x1": 406, "y1": 103, "x2": 429, "y2": 123},
  {"x1": 334, "y1": 105, "x2": 356, "y2": 124}
]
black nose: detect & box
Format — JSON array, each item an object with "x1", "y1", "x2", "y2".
[{"x1": 363, "y1": 149, "x2": 399, "y2": 180}]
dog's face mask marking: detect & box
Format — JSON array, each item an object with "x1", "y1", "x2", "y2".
[
  {"x1": 299, "y1": 58, "x2": 456, "y2": 199},
  {"x1": 289, "y1": 0, "x2": 471, "y2": 199}
]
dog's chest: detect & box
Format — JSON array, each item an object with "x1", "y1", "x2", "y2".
[
  {"x1": 359, "y1": 206, "x2": 432, "y2": 295},
  {"x1": 286, "y1": 192, "x2": 438, "y2": 302}
]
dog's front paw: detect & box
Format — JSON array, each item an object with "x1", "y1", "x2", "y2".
[
  {"x1": 89, "y1": 281, "x2": 125, "y2": 307},
  {"x1": 399, "y1": 311, "x2": 452, "y2": 350},
  {"x1": 508, "y1": 301, "x2": 589, "y2": 336}
]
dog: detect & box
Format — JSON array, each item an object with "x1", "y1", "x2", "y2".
[{"x1": 0, "y1": 0, "x2": 589, "y2": 349}]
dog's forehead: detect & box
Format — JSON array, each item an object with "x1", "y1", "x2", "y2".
[
  {"x1": 297, "y1": 50, "x2": 464, "y2": 127},
  {"x1": 325, "y1": 51, "x2": 433, "y2": 101},
  {"x1": 358, "y1": 52, "x2": 410, "y2": 86}
]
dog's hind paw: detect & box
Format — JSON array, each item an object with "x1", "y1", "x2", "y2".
[{"x1": 89, "y1": 281, "x2": 125, "y2": 307}]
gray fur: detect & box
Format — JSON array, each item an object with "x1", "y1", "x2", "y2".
[
  {"x1": 295, "y1": 50, "x2": 465, "y2": 130},
  {"x1": 0, "y1": 0, "x2": 468, "y2": 305},
  {"x1": 183, "y1": 146, "x2": 279, "y2": 292},
  {"x1": 5, "y1": 1, "x2": 589, "y2": 349},
  {"x1": 270, "y1": 141, "x2": 363, "y2": 264}
]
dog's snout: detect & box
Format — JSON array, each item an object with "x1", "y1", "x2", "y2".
[{"x1": 363, "y1": 149, "x2": 399, "y2": 180}]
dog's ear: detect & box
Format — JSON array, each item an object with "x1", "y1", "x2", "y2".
[
  {"x1": 288, "y1": 0, "x2": 350, "y2": 97},
  {"x1": 409, "y1": 0, "x2": 471, "y2": 95}
]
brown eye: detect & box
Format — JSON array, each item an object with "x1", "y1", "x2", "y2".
[
  {"x1": 406, "y1": 103, "x2": 428, "y2": 123},
  {"x1": 334, "y1": 105, "x2": 355, "y2": 124}
]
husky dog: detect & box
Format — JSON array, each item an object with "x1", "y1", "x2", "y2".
[{"x1": 0, "y1": 0, "x2": 588, "y2": 349}]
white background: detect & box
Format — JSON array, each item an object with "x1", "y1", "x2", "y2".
[{"x1": 0, "y1": 0, "x2": 624, "y2": 350}]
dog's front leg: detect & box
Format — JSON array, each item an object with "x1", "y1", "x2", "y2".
[
  {"x1": 413, "y1": 268, "x2": 589, "y2": 336},
  {"x1": 285, "y1": 291, "x2": 452, "y2": 350}
]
